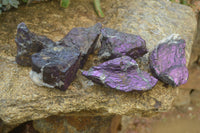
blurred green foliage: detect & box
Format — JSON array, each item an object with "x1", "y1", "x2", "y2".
[
  {"x1": 0, "y1": 0, "x2": 20, "y2": 13},
  {"x1": 170, "y1": 0, "x2": 190, "y2": 6}
]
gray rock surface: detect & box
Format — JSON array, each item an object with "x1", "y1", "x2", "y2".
[{"x1": 0, "y1": 0, "x2": 196, "y2": 127}]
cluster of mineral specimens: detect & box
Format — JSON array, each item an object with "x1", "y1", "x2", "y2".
[
  {"x1": 16, "y1": 22, "x2": 101, "y2": 91},
  {"x1": 15, "y1": 23, "x2": 188, "y2": 91}
]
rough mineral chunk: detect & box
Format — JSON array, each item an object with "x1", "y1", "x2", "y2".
[
  {"x1": 15, "y1": 22, "x2": 56, "y2": 66},
  {"x1": 98, "y1": 28, "x2": 147, "y2": 60},
  {"x1": 149, "y1": 34, "x2": 188, "y2": 87},
  {"x1": 30, "y1": 46, "x2": 81, "y2": 91},
  {"x1": 82, "y1": 56, "x2": 158, "y2": 92},
  {"x1": 57, "y1": 23, "x2": 102, "y2": 67}
]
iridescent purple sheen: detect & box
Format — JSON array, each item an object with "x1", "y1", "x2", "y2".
[
  {"x1": 149, "y1": 36, "x2": 188, "y2": 87},
  {"x1": 159, "y1": 65, "x2": 189, "y2": 87},
  {"x1": 98, "y1": 28, "x2": 147, "y2": 60},
  {"x1": 82, "y1": 56, "x2": 158, "y2": 92}
]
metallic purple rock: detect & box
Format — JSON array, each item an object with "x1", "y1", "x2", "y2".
[
  {"x1": 15, "y1": 22, "x2": 56, "y2": 66},
  {"x1": 82, "y1": 56, "x2": 158, "y2": 92},
  {"x1": 159, "y1": 65, "x2": 189, "y2": 87},
  {"x1": 31, "y1": 46, "x2": 81, "y2": 91},
  {"x1": 149, "y1": 35, "x2": 188, "y2": 87},
  {"x1": 98, "y1": 28, "x2": 148, "y2": 60},
  {"x1": 57, "y1": 23, "x2": 102, "y2": 67}
]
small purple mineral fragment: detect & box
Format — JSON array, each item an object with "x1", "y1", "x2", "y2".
[
  {"x1": 98, "y1": 28, "x2": 147, "y2": 60},
  {"x1": 30, "y1": 46, "x2": 81, "y2": 91},
  {"x1": 15, "y1": 22, "x2": 56, "y2": 66},
  {"x1": 149, "y1": 34, "x2": 188, "y2": 87},
  {"x1": 82, "y1": 56, "x2": 157, "y2": 92},
  {"x1": 57, "y1": 23, "x2": 102, "y2": 67}
]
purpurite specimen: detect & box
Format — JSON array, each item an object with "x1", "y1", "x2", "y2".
[
  {"x1": 149, "y1": 34, "x2": 188, "y2": 87},
  {"x1": 57, "y1": 23, "x2": 102, "y2": 67},
  {"x1": 82, "y1": 56, "x2": 158, "y2": 92},
  {"x1": 98, "y1": 28, "x2": 148, "y2": 60},
  {"x1": 15, "y1": 22, "x2": 56, "y2": 66},
  {"x1": 30, "y1": 46, "x2": 81, "y2": 91}
]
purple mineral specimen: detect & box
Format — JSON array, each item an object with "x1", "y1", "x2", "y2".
[
  {"x1": 149, "y1": 34, "x2": 188, "y2": 87},
  {"x1": 82, "y1": 56, "x2": 158, "y2": 92},
  {"x1": 98, "y1": 28, "x2": 148, "y2": 60},
  {"x1": 57, "y1": 23, "x2": 102, "y2": 67},
  {"x1": 30, "y1": 45, "x2": 81, "y2": 91},
  {"x1": 15, "y1": 22, "x2": 56, "y2": 66}
]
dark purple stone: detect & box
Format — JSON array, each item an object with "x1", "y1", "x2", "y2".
[
  {"x1": 82, "y1": 56, "x2": 158, "y2": 92},
  {"x1": 15, "y1": 22, "x2": 56, "y2": 66},
  {"x1": 57, "y1": 23, "x2": 102, "y2": 67},
  {"x1": 149, "y1": 35, "x2": 188, "y2": 87},
  {"x1": 98, "y1": 28, "x2": 148, "y2": 60},
  {"x1": 30, "y1": 46, "x2": 81, "y2": 91}
]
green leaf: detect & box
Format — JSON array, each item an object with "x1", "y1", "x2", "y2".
[
  {"x1": 94, "y1": 0, "x2": 104, "y2": 18},
  {"x1": 60, "y1": 0, "x2": 70, "y2": 8}
]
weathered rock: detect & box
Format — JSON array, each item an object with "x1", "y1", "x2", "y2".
[
  {"x1": 98, "y1": 28, "x2": 147, "y2": 60},
  {"x1": 0, "y1": 120, "x2": 18, "y2": 133},
  {"x1": 15, "y1": 22, "x2": 56, "y2": 66},
  {"x1": 0, "y1": 0, "x2": 196, "y2": 127},
  {"x1": 173, "y1": 88, "x2": 191, "y2": 107},
  {"x1": 105, "y1": 0, "x2": 196, "y2": 69},
  {"x1": 30, "y1": 46, "x2": 81, "y2": 91},
  {"x1": 33, "y1": 115, "x2": 121, "y2": 133},
  {"x1": 190, "y1": 90, "x2": 200, "y2": 105},
  {"x1": 180, "y1": 65, "x2": 200, "y2": 90},
  {"x1": 149, "y1": 35, "x2": 188, "y2": 87},
  {"x1": 83, "y1": 56, "x2": 158, "y2": 92},
  {"x1": 57, "y1": 23, "x2": 102, "y2": 67}
]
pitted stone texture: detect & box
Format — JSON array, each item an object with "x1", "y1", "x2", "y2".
[
  {"x1": 149, "y1": 35, "x2": 188, "y2": 86},
  {"x1": 0, "y1": 57, "x2": 174, "y2": 125},
  {"x1": 57, "y1": 23, "x2": 102, "y2": 67},
  {"x1": 31, "y1": 46, "x2": 81, "y2": 91},
  {"x1": 0, "y1": 0, "x2": 196, "y2": 126},
  {"x1": 98, "y1": 28, "x2": 147, "y2": 60},
  {"x1": 15, "y1": 23, "x2": 56, "y2": 66},
  {"x1": 83, "y1": 56, "x2": 157, "y2": 92}
]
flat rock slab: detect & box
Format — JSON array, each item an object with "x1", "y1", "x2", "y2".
[
  {"x1": 0, "y1": 0, "x2": 196, "y2": 126},
  {"x1": 0, "y1": 57, "x2": 174, "y2": 125}
]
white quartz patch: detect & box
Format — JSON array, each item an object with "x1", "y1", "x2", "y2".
[
  {"x1": 159, "y1": 34, "x2": 182, "y2": 45},
  {"x1": 30, "y1": 70, "x2": 54, "y2": 88}
]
